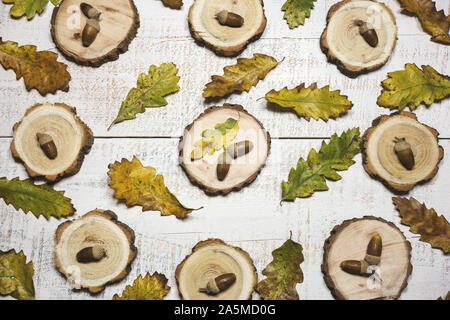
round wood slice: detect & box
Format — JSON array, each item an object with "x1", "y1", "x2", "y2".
[
  {"x1": 175, "y1": 239, "x2": 257, "y2": 300},
  {"x1": 54, "y1": 209, "x2": 137, "y2": 294},
  {"x1": 322, "y1": 216, "x2": 412, "y2": 300},
  {"x1": 320, "y1": 0, "x2": 397, "y2": 77},
  {"x1": 51, "y1": 0, "x2": 140, "y2": 67},
  {"x1": 362, "y1": 112, "x2": 444, "y2": 193},
  {"x1": 188, "y1": 0, "x2": 267, "y2": 57},
  {"x1": 179, "y1": 104, "x2": 271, "y2": 195},
  {"x1": 11, "y1": 103, "x2": 94, "y2": 183}
]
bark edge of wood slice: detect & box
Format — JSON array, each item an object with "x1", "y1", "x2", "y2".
[
  {"x1": 320, "y1": 0, "x2": 397, "y2": 78},
  {"x1": 175, "y1": 238, "x2": 257, "y2": 300},
  {"x1": 188, "y1": 0, "x2": 267, "y2": 57},
  {"x1": 361, "y1": 111, "x2": 444, "y2": 193},
  {"x1": 51, "y1": 0, "x2": 140, "y2": 67},
  {"x1": 54, "y1": 209, "x2": 137, "y2": 294},
  {"x1": 179, "y1": 103, "x2": 271, "y2": 196},
  {"x1": 322, "y1": 216, "x2": 412, "y2": 300},
  {"x1": 11, "y1": 102, "x2": 94, "y2": 183}
]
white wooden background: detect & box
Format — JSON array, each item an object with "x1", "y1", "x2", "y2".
[{"x1": 0, "y1": 0, "x2": 448, "y2": 300}]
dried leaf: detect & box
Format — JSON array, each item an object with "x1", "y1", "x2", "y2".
[
  {"x1": 3, "y1": 0, "x2": 60, "y2": 20},
  {"x1": 0, "y1": 250, "x2": 35, "y2": 300},
  {"x1": 113, "y1": 272, "x2": 170, "y2": 300},
  {"x1": 377, "y1": 64, "x2": 450, "y2": 111},
  {"x1": 110, "y1": 63, "x2": 180, "y2": 129},
  {"x1": 161, "y1": 0, "x2": 182, "y2": 9},
  {"x1": 203, "y1": 54, "x2": 278, "y2": 99},
  {"x1": 265, "y1": 83, "x2": 352, "y2": 121},
  {"x1": 255, "y1": 236, "x2": 304, "y2": 300},
  {"x1": 108, "y1": 157, "x2": 199, "y2": 219},
  {"x1": 191, "y1": 117, "x2": 239, "y2": 160},
  {"x1": 397, "y1": 0, "x2": 450, "y2": 45},
  {"x1": 393, "y1": 197, "x2": 450, "y2": 253},
  {"x1": 0, "y1": 177, "x2": 75, "y2": 220},
  {"x1": 0, "y1": 38, "x2": 70, "y2": 95},
  {"x1": 437, "y1": 292, "x2": 450, "y2": 300},
  {"x1": 282, "y1": 128, "x2": 361, "y2": 202},
  {"x1": 282, "y1": 0, "x2": 316, "y2": 29}
]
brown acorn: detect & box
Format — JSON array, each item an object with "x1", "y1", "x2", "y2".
[
  {"x1": 80, "y1": 3, "x2": 101, "y2": 19},
  {"x1": 76, "y1": 245, "x2": 106, "y2": 263},
  {"x1": 340, "y1": 259, "x2": 371, "y2": 276},
  {"x1": 217, "y1": 152, "x2": 231, "y2": 181},
  {"x1": 226, "y1": 140, "x2": 253, "y2": 159},
  {"x1": 82, "y1": 18, "x2": 100, "y2": 47},
  {"x1": 365, "y1": 234, "x2": 382, "y2": 265},
  {"x1": 393, "y1": 137, "x2": 415, "y2": 170},
  {"x1": 355, "y1": 20, "x2": 378, "y2": 47},
  {"x1": 215, "y1": 10, "x2": 244, "y2": 28},
  {"x1": 36, "y1": 133, "x2": 57, "y2": 159},
  {"x1": 199, "y1": 273, "x2": 236, "y2": 295}
]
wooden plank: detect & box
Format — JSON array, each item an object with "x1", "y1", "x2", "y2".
[
  {"x1": 0, "y1": 1, "x2": 448, "y2": 138},
  {"x1": 0, "y1": 137, "x2": 448, "y2": 300}
]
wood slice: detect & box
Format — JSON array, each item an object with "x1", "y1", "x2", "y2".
[
  {"x1": 54, "y1": 209, "x2": 137, "y2": 294},
  {"x1": 11, "y1": 103, "x2": 93, "y2": 183},
  {"x1": 179, "y1": 104, "x2": 271, "y2": 195},
  {"x1": 188, "y1": 0, "x2": 267, "y2": 57},
  {"x1": 51, "y1": 0, "x2": 140, "y2": 67},
  {"x1": 175, "y1": 238, "x2": 257, "y2": 300},
  {"x1": 322, "y1": 216, "x2": 412, "y2": 300},
  {"x1": 362, "y1": 112, "x2": 444, "y2": 193},
  {"x1": 320, "y1": 0, "x2": 397, "y2": 77}
]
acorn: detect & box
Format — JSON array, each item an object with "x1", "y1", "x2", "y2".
[
  {"x1": 36, "y1": 133, "x2": 57, "y2": 159},
  {"x1": 355, "y1": 20, "x2": 378, "y2": 47},
  {"x1": 226, "y1": 140, "x2": 253, "y2": 159},
  {"x1": 82, "y1": 18, "x2": 100, "y2": 47},
  {"x1": 393, "y1": 137, "x2": 415, "y2": 170},
  {"x1": 365, "y1": 234, "x2": 382, "y2": 265},
  {"x1": 216, "y1": 152, "x2": 231, "y2": 181},
  {"x1": 80, "y1": 3, "x2": 101, "y2": 19},
  {"x1": 215, "y1": 10, "x2": 244, "y2": 28},
  {"x1": 199, "y1": 273, "x2": 236, "y2": 295},
  {"x1": 76, "y1": 245, "x2": 106, "y2": 263},
  {"x1": 340, "y1": 259, "x2": 372, "y2": 276}
]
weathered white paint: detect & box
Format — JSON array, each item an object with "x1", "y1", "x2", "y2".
[{"x1": 0, "y1": 0, "x2": 448, "y2": 300}]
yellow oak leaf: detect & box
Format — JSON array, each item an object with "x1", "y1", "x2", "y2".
[
  {"x1": 108, "y1": 156, "x2": 199, "y2": 219},
  {"x1": 0, "y1": 38, "x2": 70, "y2": 96},
  {"x1": 113, "y1": 272, "x2": 170, "y2": 300},
  {"x1": 0, "y1": 250, "x2": 35, "y2": 300},
  {"x1": 203, "y1": 53, "x2": 278, "y2": 99}
]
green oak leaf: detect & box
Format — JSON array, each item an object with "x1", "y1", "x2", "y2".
[
  {"x1": 109, "y1": 63, "x2": 180, "y2": 129},
  {"x1": 255, "y1": 236, "x2": 304, "y2": 300},
  {"x1": 0, "y1": 250, "x2": 35, "y2": 300},
  {"x1": 0, "y1": 177, "x2": 75, "y2": 219},
  {"x1": 281, "y1": 128, "x2": 361, "y2": 202},
  {"x1": 3, "y1": 0, "x2": 60, "y2": 20},
  {"x1": 377, "y1": 64, "x2": 450, "y2": 111},
  {"x1": 282, "y1": 0, "x2": 316, "y2": 29}
]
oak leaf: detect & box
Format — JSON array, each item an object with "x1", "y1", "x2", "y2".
[
  {"x1": 191, "y1": 118, "x2": 239, "y2": 160},
  {"x1": 282, "y1": 0, "x2": 316, "y2": 29},
  {"x1": 393, "y1": 197, "x2": 450, "y2": 253},
  {"x1": 282, "y1": 128, "x2": 361, "y2": 202},
  {"x1": 265, "y1": 83, "x2": 352, "y2": 121},
  {"x1": 0, "y1": 250, "x2": 35, "y2": 300},
  {"x1": 3, "y1": 0, "x2": 60, "y2": 20},
  {"x1": 110, "y1": 63, "x2": 180, "y2": 129},
  {"x1": 437, "y1": 292, "x2": 450, "y2": 300},
  {"x1": 0, "y1": 38, "x2": 70, "y2": 96},
  {"x1": 377, "y1": 64, "x2": 450, "y2": 111},
  {"x1": 161, "y1": 0, "x2": 182, "y2": 9},
  {"x1": 0, "y1": 177, "x2": 75, "y2": 220},
  {"x1": 203, "y1": 54, "x2": 278, "y2": 99},
  {"x1": 255, "y1": 236, "x2": 304, "y2": 300},
  {"x1": 397, "y1": 0, "x2": 450, "y2": 45},
  {"x1": 113, "y1": 272, "x2": 170, "y2": 300},
  {"x1": 108, "y1": 157, "x2": 199, "y2": 219}
]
